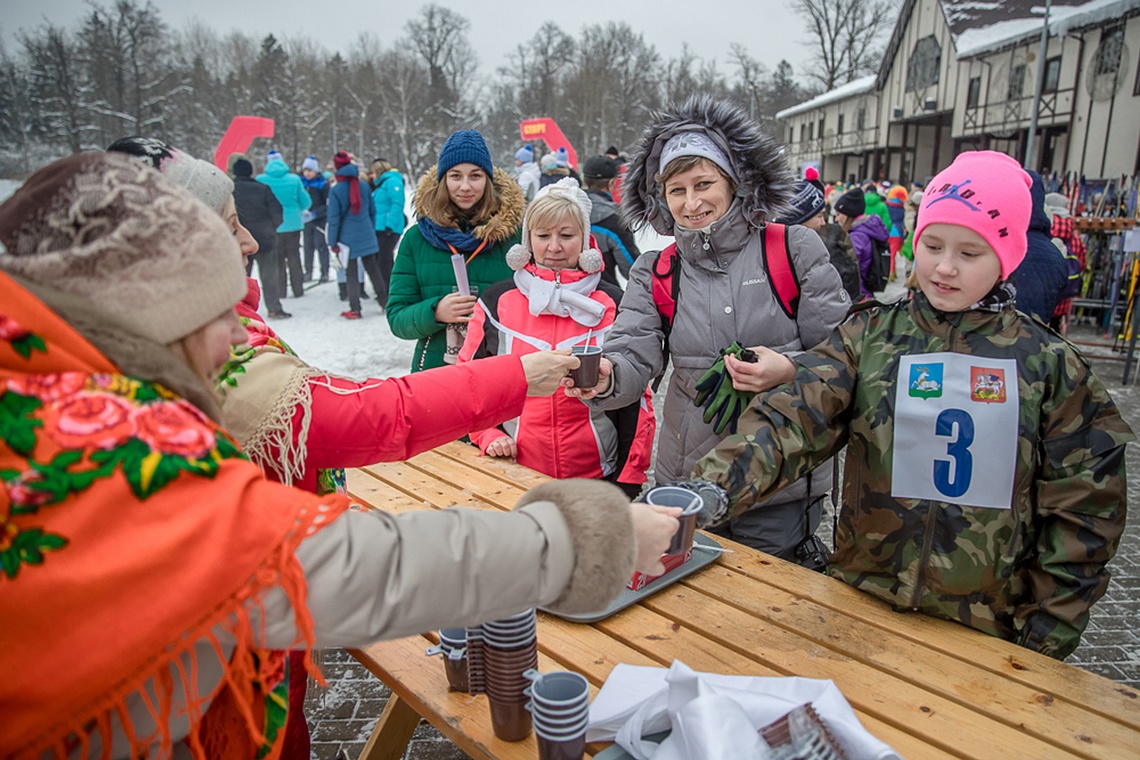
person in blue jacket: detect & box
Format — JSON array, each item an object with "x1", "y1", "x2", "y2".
[
  {"x1": 257, "y1": 149, "x2": 311, "y2": 298},
  {"x1": 327, "y1": 151, "x2": 380, "y2": 319},
  {"x1": 370, "y1": 158, "x2": 406, "y2": 311},
  {"x1": 300, "y1": 156, "x2": 330, "y2": 283}
]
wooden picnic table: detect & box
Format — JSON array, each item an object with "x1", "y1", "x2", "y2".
[{"x1": 346, "y1": 440, "x2": 1140, "y2": 760}]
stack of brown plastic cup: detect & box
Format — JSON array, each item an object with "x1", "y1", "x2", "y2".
[
  {"x1": 465, "y1": 624, "x2": 485, "y2": 695},
  {"x1": 424, "y1": 627, "x2": 468, "y2": 693},
  {"x1": 523, "y1": 669, "x2": 591, "y2": 760},
  {"x1": 481, "y1": 609, "x2": 538, "y2": 741}
]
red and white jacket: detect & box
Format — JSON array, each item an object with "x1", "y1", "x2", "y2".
[{"x1": 458, "y1": 264, "x2": 654, "y2": 488}]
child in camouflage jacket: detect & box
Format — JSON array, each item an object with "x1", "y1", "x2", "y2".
[{"x1": 693, "y1": 151, "x2": 1133, "y2": 659}]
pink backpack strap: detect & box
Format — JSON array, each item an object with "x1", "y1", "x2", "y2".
[
  {"x1": 763, "y1": 223, "x2": 800, "y2": 319},
  {"x1": 651, "y1": 243, "x2": 680, "y2": 329}
]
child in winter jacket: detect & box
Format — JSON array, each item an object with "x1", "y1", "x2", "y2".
[
  {"x1": 459, "y1": 179, "x2": 655, "y2": 497},
  {"x1": 693, "y1": 151, "x2": 1133, "y2": 660}
]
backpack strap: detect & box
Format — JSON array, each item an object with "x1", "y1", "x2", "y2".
[
  {"x1": 762, "y1": 223, "x2": 800, "y2": 320},
  {"x1": 651, "y1": 243, "x2": 681, "y2": 337}
]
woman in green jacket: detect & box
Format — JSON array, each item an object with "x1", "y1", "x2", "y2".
[{"x1": 387, "y1": 130, "x2": 524, "y2": 371}]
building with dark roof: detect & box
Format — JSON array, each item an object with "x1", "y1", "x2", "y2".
[{"x1": 778, "y1": 0, "x2": 1140, "y2": 183}]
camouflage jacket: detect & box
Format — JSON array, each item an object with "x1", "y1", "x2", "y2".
[{"x1": 693, "y1": 289, "x2": 1133, "y2": 659}]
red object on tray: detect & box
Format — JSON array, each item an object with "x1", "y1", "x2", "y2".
[{"x1": 628, "y1": 547, "x2": 694, "y2": 591}]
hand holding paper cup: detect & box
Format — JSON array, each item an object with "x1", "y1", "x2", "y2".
[
  {"x1": 569, "y1": 345, "x2": 602, "y2": 387},
  {"x1": 645, "y1": 486, "x2": 703, "y2": 555}
]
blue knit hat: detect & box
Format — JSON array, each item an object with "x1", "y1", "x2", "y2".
[
  {"x1": 437, "y1": 129, "x2": 493, "y2": 180},
  {"x1": 515, "y1": 145, "x2": 533, "y2": 163},
  {"x1": 555, "y1": 146, "x2": 569, "y2": 167}
]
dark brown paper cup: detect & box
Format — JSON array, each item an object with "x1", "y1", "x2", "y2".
[{"x1": 569, "y1": 345, "x2": 602, "y2": 388}]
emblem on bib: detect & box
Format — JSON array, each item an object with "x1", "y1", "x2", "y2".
[
  {"x1": 909, "y1": 363, "x2": 943, "y2": 399},
  {"x1": 971, "y1": 367, "x2": 1006, "y2": 403}
]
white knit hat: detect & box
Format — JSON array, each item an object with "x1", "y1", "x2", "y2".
[
  {"x1": 505, "y1": 178, "x2": 603, "y2": 274},
  {"x1": 106, "y1": 136, "x2": 234, "y2": 215}
]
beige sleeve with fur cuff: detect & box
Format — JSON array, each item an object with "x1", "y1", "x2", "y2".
[{"x1": 514, "y1": 479, "x2": 636, "y2": 615}]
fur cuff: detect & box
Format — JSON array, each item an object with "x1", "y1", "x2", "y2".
[{"x1": 515, "y1": 479, "x2": 635, "y2": 614}]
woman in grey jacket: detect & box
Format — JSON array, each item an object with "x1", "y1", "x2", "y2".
[{"x1": 571, "y1": 95, "x2": 851, "y2": 563}]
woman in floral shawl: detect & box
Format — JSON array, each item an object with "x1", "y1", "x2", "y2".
[{"x1": 0, "y1": 153, "x2": 679, "y2": 759}]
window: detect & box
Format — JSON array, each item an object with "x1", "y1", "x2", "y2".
[
  {"x1": 818, "y1": 117, "x2": 824, "y2": 138},
  {"x1": 856, "y1": 107, "x2": 866, "y2": 131},
  {"x1": 1008, "y1": 63, "x2": 1026, "y2": 101},
  {"x1": 800, "y1": 123, "x2": 806, "y2": 142},
  {"x1": 808, "y1": 122, "x2": 814, "y2": 140},
  {"x1": 967, "y1": 76, "x2": 981, "y2": 108},
  {"x1": 837, "y1": 113, "x2": 845, "y2": 134},
  {"x1": 907, "y1": 36, "x2": 942, "y2": 92},
  {"x1": 788, "y1": 126, "x2": 794, "y2": 143},
  {"x1": 1043, "y1": 56, "x2": 1062, "y2": 93},
  {"x1": 1096, "y1": 26, "x2": 1124, "y2": 75}
]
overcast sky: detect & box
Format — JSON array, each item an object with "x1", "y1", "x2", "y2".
[{"x1": 2, "y1": 0, "x2": 812, "y2": 77}]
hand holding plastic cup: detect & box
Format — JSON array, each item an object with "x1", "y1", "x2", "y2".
[
  {"x1": 645, "y1": 486, "x2": 703, "y2": 555},
  {"x1": 569, "y1": 345, "x2": 602, "y2": 387}
]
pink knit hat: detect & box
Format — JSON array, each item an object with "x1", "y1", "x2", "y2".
[{"x1": 914, "y1": 151, "x2": 1032, "y2": 279}]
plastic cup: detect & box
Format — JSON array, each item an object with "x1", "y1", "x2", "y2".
[
  {"x1": 536, "y1": 732, "x2": 585, "y2": 760},
  {"x1": 645, "y1": 486, "x2": 703, "y2": 555},
  {"x1": 487, "y1": 695, "x2": 532, "y2": 741},
  {"x1": 569, "y1": 345, "x2": 602, "y2": 387}
]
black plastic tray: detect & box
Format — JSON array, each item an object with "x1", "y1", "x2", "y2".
[{"x1": 542, "y1": 533, "x2": 723, "y2": 624}]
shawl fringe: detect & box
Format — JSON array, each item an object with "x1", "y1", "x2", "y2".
[
  {"x1": 241, "y1": 365, "x2": 326, "y2": 487},
  {"x1": 26, "y1": 497, "x2": 339, "y2": 760}
]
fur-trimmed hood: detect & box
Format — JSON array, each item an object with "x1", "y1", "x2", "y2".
[
  {"x1": 413, "y1": 165, "x2": 525, "y2": 244},
  {"x1": 621, "y1": 95, "x2": 794, "y2": 236}
]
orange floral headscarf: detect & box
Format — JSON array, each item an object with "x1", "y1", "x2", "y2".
[{"x1": 0, "y1": 271, "x2": 348, "y2": 759}]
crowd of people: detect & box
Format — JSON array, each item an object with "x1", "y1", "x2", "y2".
[{"x1": 1, "y1": 94, "x2": 1131, "y2": 759}]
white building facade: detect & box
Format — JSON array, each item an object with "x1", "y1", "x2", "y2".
[{"x1": 779, "y1": 0, "x2": 1140, "y2": 184}]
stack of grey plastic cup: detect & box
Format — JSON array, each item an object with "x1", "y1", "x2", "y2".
[
  {"x1": 523, "y1": 669, "x2": 591, "y2": 760},
  {"x1": 424, "y1": 627, "x2": 468, "y2": 693},
  {"x1": 481, "y1": 608, "x2": 539, "y2": 741}
]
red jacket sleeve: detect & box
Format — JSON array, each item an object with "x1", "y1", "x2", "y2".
[
  {"x1": 297, "y1": 353, "x2": 526, "y2": 468},
  {"x1": 456, "y1": 303, "x2": 512, "y2": 453}
]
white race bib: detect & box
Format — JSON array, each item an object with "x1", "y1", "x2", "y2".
[{"x1": 891, "y1": 352, "x2": 1019, "y2": 509}]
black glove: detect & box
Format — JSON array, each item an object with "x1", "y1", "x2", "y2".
[
  {"x1": 654, "y1": 480, "x2": 729, "y2": 529},
  {"x1": 693, "y1": 342, "x2": 758, "y2": 436}
]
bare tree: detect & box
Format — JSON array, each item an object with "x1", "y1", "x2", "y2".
[
  {"x1": 19, "y1": 25, "x2": 89, "y2": 153},
  {"x1": 794, "y1": 0, "x2": 892, "y2": 89},
  {"x1": 729, "y1": 43, "x2": 768, "y2": 118}
]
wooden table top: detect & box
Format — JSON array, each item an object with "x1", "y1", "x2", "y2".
[{"x1": 347, "y1": 441, "x2": 1140, "y2": 760}]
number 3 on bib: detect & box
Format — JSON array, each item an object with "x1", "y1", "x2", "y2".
[{"x1": 933, "y1": 409, "x2": 974, "y2": 498}]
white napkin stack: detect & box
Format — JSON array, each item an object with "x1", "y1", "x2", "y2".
[{"x1": 587, "y1": 661, "x2": 901, "y2": 760}]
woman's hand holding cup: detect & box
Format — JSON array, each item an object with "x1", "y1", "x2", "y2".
[
  {"x1": 629, "y1": 503, "x2": 681, "y2": 576},
  {"x1": 563, "y1": 356, "x2": 613, "y2": 399},
  {"x1": 435, "y1": 292, "x2": 478, "y2": 323},
  {"x1": 521, "y1": 350, "x2": 578, "y2": 396}
]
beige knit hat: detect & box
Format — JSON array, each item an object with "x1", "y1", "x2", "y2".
[{"x1": 0, "y1": 152, "x2": 247, "y2": 344}]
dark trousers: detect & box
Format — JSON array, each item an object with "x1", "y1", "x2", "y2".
[
  {"x1": 248, "y1": 241, "x2": 284, "y2": 314},
  {"x1": 303, "y1": 220, "x2": 328, "y2": 280},
  {"x1": 346, "y1": 253, "x2": 387, "y2": 313},
  {"x1": 374, "y1": 230, "x2": 400, "y2": 308},
  {"x1": 277, "y1": 230, "x2": 304, "y2": 297}
]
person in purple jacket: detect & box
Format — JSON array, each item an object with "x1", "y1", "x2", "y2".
[{"x1": 834, "y1": 187, "x2": 889, "y2": 299}]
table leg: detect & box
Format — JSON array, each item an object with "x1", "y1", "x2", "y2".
[{"x1": 357, "y1": 694, "x2": 421, "y2": 760}]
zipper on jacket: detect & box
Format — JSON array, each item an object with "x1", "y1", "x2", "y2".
[{"x1": 909, "y1": 503, "x2": 939, "y2": 609}]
